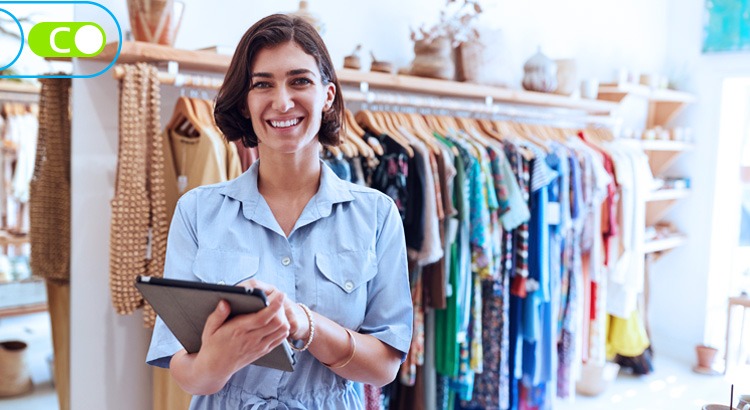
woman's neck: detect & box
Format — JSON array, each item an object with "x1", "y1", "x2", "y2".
[{"x1": 256, "y1": 149, "x2": 321, "y2": 199}]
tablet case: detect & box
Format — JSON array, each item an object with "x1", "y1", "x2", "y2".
[{"x1": 135, "y1": 276, "x2": 295, "y2": 372}]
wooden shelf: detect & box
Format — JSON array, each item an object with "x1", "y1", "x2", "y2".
[
  {"x1": 645, "y1": 149, "x2": 689, "y2": 176},
  {"x1": 644, "y1": 235, "x2": 687, "y2": 254},
  {"x1": 0, "y1": 231, "x2": 29, "y2": 246},
  {"x1": 639, "y1": 140, "x2": 695, "y2": 152},
  {"x1": 598, "y1": 83, "x2": 695, "y2": 127},
  {"x1": 0, "y1": 81, "x2": 40, "y2": 94},
  {"x1": 0, "y1": 277, "x2": 47, "y2": 318},
  {"x1": 598, "y1": 83, "x2": 696, "y2": 103},
  {"x1": 94, "y1": 41, "x2": 232, "y2": 73},
  {"x1": 647, "y1": 188, "x2": 690, "y2": 202},
  {"x1": 0, "y1": 302, "x2": 47, "y2": 318},
  {"x1": 646, "y1": 189, "x2": 689, "y2": 225},
  {"x1": 99, "y1": 41, "x2": 617, "y2": 114},
  {"x1": 337, "y1": 69, "x2": 618, "y2": 114}
]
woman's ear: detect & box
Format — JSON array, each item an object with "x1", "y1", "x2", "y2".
[{"x1": 323, "y1": 83, "x2": 336, "y2": 111}]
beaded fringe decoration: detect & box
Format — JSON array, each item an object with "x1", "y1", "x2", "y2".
[
  {"x1": 110, "y1": 63, "x2": 167, "y2": 323},
  {"x1": 29, "y1": 78, "x2": 71, "y2": 283},
  {"x1": 144, "y1": 63, "x2": 168, "y2": 328}
]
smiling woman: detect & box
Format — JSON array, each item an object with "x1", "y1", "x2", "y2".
[{"x1": 145, "y1": 13, "x2": 413, "y2": 410}]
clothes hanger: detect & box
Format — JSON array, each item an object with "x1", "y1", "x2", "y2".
[
  {"x1": 347, "y1": 109, "x2": 383, "y2": 156},
  {"x1": 520, "y1": 123, "x2": 551, "y2": 152},
  {"x1": 456, "y1": 116, "x2": 491, "y2": 148},
  {"x1": 477, "y1": 119, "x2": 504, "y2": 142},
  {"x1": 344, "y1": 109, "x2": 383, "y2": 158},
  {"x1": 423, "y1": 115, "x2": 447, "y2": 137},
  {"x1": 167, "y1": 96, "x2": 201, "y2": 137},
  {"x1": 356, "y1": 110, "x2": 413, "y2": 157},
  {"x1": 394, "y1": 111, "x2": 441, "y2": 155},
  {"x1": 189, "y1": 97, "x2": 214, "y2": 130},
  {"x1": 355, "y1": 109, "x2": 385, "y2": 136},
  {"x1": 373, "y1": 111, "x2": 415, "y2": 157},
  {"x1": 342, "y1": 119, "x2": 374, "y2": 159},
  {"x1": 346, "y1": 110, "x2": 385, "y2": 156}
]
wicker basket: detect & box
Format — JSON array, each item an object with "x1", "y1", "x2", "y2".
[
  {"x1": 0, "y1": 341, "x2": 33, "y2": 398},
  {"x1": 410, "y1": 37, "x2": 455, "y2": 80}
]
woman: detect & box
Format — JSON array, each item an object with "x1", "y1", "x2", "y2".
[{"x1": 146, "y1": 13, "x2": 413, "y2": 409}]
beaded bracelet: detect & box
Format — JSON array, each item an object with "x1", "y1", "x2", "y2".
[
  {"x1": 323, "y1": 328, "x2": 357, "y2": 369},
  {"x1": 290, "y1": 303, "x2": 315, "y2": 352}
]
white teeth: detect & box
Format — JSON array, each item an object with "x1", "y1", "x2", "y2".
[{"x1": 270, "y1": 118, "x2": 300, "y2": 128}]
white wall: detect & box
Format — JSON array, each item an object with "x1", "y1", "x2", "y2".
[
  {"x1": 649, "y1": 0, "x2": 750, "y2": 360},
  {"x1": 70, "y1": 1, "x2": 682, "y2": 408}
]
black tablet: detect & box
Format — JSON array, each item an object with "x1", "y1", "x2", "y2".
[{"x1": 135, "y1": 275, "x2": 295, "y2": 372}]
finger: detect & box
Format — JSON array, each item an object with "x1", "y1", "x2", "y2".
[
  {"x1": 203, "y1": 300, "x2": 230, "y2": 338},
  {"x1": 250, "y1": 280, "x2": 277, "y2": 296},
  {"x1": 230, "y1": 294, "x2": 286, "y2": 331},
  {"x1": 258, "y1": 326, "x2": 291, "y2": 353}
]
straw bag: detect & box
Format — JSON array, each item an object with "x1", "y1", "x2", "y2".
[
  {"x1": 0, "y1": 340, "x2": 33, "y2": 397},
  {"x1": 110, "y1": 63, "x2": 167, "y2": 325},
  {"x1": 29, "y1": 78, "x2": 71, "y2": 283}
]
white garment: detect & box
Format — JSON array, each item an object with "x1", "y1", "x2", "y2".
[
  {"x1": 605, "y1": 140, "x2": 653, "y2": 318},
  {"x1": 12, "y1": 113, "x2": 39, "y2": 203}
]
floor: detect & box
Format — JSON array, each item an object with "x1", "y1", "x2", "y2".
[
  {"x1": 555, "y1": 356, "x2": 750, "y2": 410},
  {"x1": 0, "y1": 312, "x2": 58, "y2": 410},
  {"x1": 0, "y1": 312, "x2": 749, "y2": 410}
]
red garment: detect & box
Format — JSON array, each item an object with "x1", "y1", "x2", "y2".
[
  {"x1": 364, "y1": 384, "x2": 382, "y2": 410},
  {"x1": 577, "y1": 131, "x2": 619, "y2": 267},
  {"x1": 232, "y1": 140, "x2": 259, "y2": 172}
]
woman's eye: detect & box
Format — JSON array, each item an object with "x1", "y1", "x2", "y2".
[
  {"x1": 291, "y1": 77, "x2": 312, "y2": 86},
  {"x1": 251, "y1": 81, "x2": 271, "y2": 89}
]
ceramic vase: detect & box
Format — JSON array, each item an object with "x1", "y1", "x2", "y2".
[{"x1": 522, "y1": 47, "x2": 557, "y2": 93}]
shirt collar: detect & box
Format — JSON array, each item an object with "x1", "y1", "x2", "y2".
[{"x1": 219, "y1": 159, "x2": 355, "y2": 223}]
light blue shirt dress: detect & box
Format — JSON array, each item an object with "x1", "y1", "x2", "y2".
[{"x1": 146, "y1": 160, "x2": 413, "y2": 409}]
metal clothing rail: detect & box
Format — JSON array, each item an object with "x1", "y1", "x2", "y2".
[{"x1": 111, "y1": 65, "x2": 618, "y2": 127}]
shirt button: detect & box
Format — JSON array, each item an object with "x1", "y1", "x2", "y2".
[
  {"x1": 217, "y1": 281, "x2": 225, "y2": 285},
  {"x1": 281, "y1": 257, "x2": 291, "y2": 266},
  {"x1": 344, "y1": 280, "x2": 354, "y2": 291}
]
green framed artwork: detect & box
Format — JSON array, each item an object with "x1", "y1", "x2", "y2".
[{"x1": 703, "y1": 0, "x2": 750, "y2": 52}]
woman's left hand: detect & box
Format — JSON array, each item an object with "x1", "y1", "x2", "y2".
[{"x1": 238, "y1": 278, "x2": 311, "y2": 343}]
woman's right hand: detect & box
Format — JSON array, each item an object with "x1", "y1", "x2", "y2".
[{"x1": 194, "y1": 292, "x2": 291, "y2": 383}]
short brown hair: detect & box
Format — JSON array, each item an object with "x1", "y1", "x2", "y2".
[{"x1": 214, "y1": 14, "x2": 343, "y2": 148}]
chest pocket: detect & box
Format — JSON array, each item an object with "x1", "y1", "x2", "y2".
[
  {"x1": 314, "y1": 250, "x2": 377, "y2": 329},
  {"x1": 192, "y1": 249, "x2": 260, "y2": 286}
]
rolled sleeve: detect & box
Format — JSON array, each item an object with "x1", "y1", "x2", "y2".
[
  {"x1": 145, "y1": 191, "x2": 200, "y2": 368},
  {"x1": 359, "y1": 196, "x2": 413, "y2": 360}
]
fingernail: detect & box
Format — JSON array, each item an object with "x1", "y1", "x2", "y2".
[{"x1": 219, "y1": 301, "x2": 227, "y2": 313}]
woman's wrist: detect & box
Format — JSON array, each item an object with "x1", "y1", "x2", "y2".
[{"x1": 289, "y1": 303, "x2": 315, "y2": 351}]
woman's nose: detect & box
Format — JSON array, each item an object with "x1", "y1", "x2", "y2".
[{"x1": 271, "y1": 86, "x2": 294, "y2": 113}]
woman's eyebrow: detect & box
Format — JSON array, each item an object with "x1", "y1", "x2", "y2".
[
  {"x1": 287, "y1": 68, "x2": 315, "y2": 77},
  {"x1": 250, "y1": 69, "x2": 316, "y2": 79}
]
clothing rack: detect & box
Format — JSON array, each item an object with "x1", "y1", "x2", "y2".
[{"x1": 112, "y1": 66, "x2": 619, "y2": 127}]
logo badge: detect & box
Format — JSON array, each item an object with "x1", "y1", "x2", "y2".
[{"x1": 28, "y1": 22, "x2": 106, "y2": 58}]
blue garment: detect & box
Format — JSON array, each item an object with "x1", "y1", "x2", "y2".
[
  {"x1": 323, "y1": 154, "x2": 351, "y2": 181},
  {"x1": 146, "y1": 160, "x2": 413, "y2": 410}
]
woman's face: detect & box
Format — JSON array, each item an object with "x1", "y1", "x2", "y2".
[{"x1": 246, "y1": 41, "x2": 335, "y2": 155}]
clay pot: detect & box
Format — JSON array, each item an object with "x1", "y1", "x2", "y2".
[
  {"x1": 695, "y1": 344, "x2": 718, "y2": 369},
  {"x1": 411, "y1": 37, "x2": 455, "y2": 80},
  {"x1": 0, "y1": 340, "x2": 33, "y2": 397}
]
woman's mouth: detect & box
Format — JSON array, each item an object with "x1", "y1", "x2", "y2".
[{"x1": 268, "y1": 117, "x2": 302, "y2": 128}]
